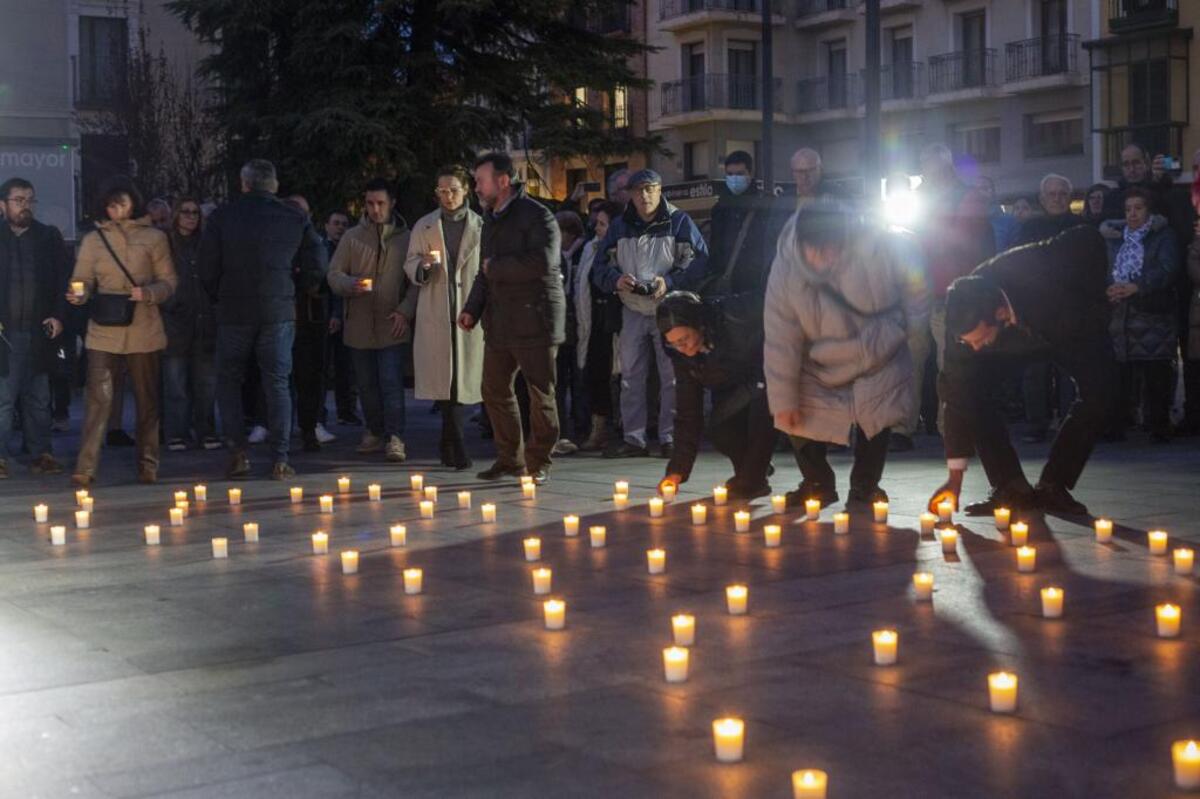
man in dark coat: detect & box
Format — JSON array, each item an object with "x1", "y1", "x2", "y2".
[
  {"x1": 702, "y1": 150, "x2": 784, "y2": 297},
  {"x1": 928, "y1": 225, "x2": 1115, "y2": 518},
  {"x1": 461, "y1": 152, "x2": 564, "y2": 484},
  {"x1": 199, "y1": 159, "x2": 327, "y2": 480},
  {"x1": 0, "y1": 177, "x2": 70, "y2": 476},
  {"x1": 655, "y1": 291, "x2": 776, "y2": 500}
]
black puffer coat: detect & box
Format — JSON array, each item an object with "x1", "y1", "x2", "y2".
[{"x1": 1107, "y1": 226, "x2": 1179, "y2": 362}]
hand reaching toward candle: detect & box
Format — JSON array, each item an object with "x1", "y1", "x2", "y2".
[
  {"x1": 658, "y1": 474, "x2": 683, "y2": 496},
  {"x1": 927, "y1": 470, "x2": 963, "y2": 514}
]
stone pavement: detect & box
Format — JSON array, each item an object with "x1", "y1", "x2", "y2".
[{"x1": 0, "y1": 406, "x2": 1198, "y2": 798}]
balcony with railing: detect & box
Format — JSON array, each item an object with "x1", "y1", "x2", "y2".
[
  {"x1": 871, "y1": 62, "x2": 925, "y2": 102},
  {"x1": 795, "y1": 0, "x2": 855, "y2": 29},
  {"x1": 796, "y1": 74, "x2": 860, "y2": 116},
  {"x1": 659, "y1": 73, "x2": 782, "y2": 121},
  {"x1": 660, "y1": 0, "x2": 783, "y2": 31},
  {"x1": 928, "y1": 49, "x2": 998, "y2": 98},
  {"x1": 1107, "y1": 0, "x2": 1178, "y2": 34},
  {"x1": 1005, "y1": 34, "x2": 1082, "y2": 89}
]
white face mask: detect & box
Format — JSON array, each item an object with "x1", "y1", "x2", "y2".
[{"x1": 725, "y1": 174, "x2": 751, "y2": 195}]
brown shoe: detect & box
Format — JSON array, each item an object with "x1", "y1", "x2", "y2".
[
  {"x1": 70, "y1": 473, "x2": 92, "y2": 488},
  {"x1": 271, "y1": 461, "x2": 295, "y2": 480},
  {"x1": 29, "y1": 454, "x2": 64, "y2": 475},
  {"x1": 227, "y1": 450, "x2": 251, "y2": 479}
]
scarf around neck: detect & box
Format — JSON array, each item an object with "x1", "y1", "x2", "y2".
[{"x1": 1112, "y1": 223, "x2": 1149, "y2": 284}]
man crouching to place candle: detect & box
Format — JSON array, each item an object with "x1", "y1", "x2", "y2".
[
  {"x1": 927, "y1": 225, "x2": 1114, "y2": 518},
  {"x1": 764, "y1": 200, "x2": 930, "y2": 511},
  {"x1": 656, "y1": 291, "x2": 776, "y2": 501}
]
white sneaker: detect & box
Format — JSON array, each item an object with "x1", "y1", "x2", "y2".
[
  {"x1": 385, "y1": 435, "x2": 407, "y2": 462},
  {"x1": 314, "y1": 423, "x2": 336, "y2": 444},
  {"x1": 247, "y1": 425, "x2": 268, "y2": 444}
]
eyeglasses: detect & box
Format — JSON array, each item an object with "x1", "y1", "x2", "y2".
[
  {"x1": 634, "y1": 185, "x2": 661, "y2": 196},
  {"x1": 4, "y1": 197, "x2": 36, "y2": 207}
]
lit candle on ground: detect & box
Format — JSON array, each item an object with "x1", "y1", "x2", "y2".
[
  {"x1": 1174, "y1": 547, "x2": 1195, "y2": 575},
  {"x1": 522, "y1": 482, "x2": 537, "y2": 500},
  {"x1": 562, "y1": 515, "x2": 579, "y2": 536},
  {"x1": 319, "y1": 494, "x2": 334, "y2": 514},
  {"x1": 33, "y1": 504, "x2": 48, "y2": 523},
  {"x1": 913, "y1": 572, "x2": 934, "y2": 601},
  {"x1": 939, "y1": 527, "x2": 958, "y2": 554},
  {"x1": 792, "y1": 770, "x2": 829, "y2": 799},
  {"x1": 311, "y1": 532, "x2": 329, "y2": 555},
  {"x1": 290, "y1": 486, "x2": 303, "y2": 504},
  {"x1": 175, "y1": 499, "x2": 189, "y2": 517},
  {"x1": 81, "y1": 496, "x2": 94, "y2": 513},
  {"x1": 734, "y1": 510, "x2": 751, "y2": 532},
  {"x1": 50, "y1": 526, "x2": 66, "y2": 546},
  {"x1": 532, "y1": 567, "x2": 552, "y2": 595},
  {"x1": 763, "y1": 524, "x2": 782, "y2": 548},
  {"x1": 367, "y1": 483, "x2": 381, "y2": 501},
  {"x1": 988, "y1": 672, "x2": 1018, "y2": 713},
  {"x1": 614, "y1": 480, "x2": 629, "y2": 495},
  {"x1": 691, "y1": 504, "x2": 707, "y2": 525},
  {"x1": 872, "y1": 629, "x2": 898, "y2": 665},
  {"x1": 1016, "y1": 546, "x2": 1037, "y2": 573},
  {"x1": 1149, "y1": 530, "x2": 1169, "y2": 555},
  {"x1": 144, "y1": 524, "x2": 160, "y2": 546},
  {"x1": 243, "y1": 522, "x2": 259, "y2": 542},
  {"x1": 70, "y1": 280, "x2": 85, "y2": 298},
  {"x1": 1094, "y1": 517, "x2": 1112, "y2": 543},
  {"x1": 228, "y1": 487, "x2": 242, "y2": 505},
  {"x1": 589, "y1": 525, "x2": 607, "y2": 549},
  {"x1": 194, "y1": 484, "x2": 207, "y2": 502},
  {"x1": 612, "y1": 493, "x2": 629, "y2": 510},
  {"x1": 712, "y1": 486, "x2": 728, "y2": 506},
  {"x1": 873, "y1": 501, "x2": 889, "y2": 524},
  {"x1": 211, "y1": 537, "x2": 228, "y2": 559},
  {"x1": 662, "y1": 646, "x2": 689, "y2": 683},
  {"x1": 662, "y1": 482, "x2": 677, "y2": 502},
  {"x1": 805, "y1": 498, "x2": 821, "y2": 521},
  {"x1": 424, "y1": 485, "x2": 438, "y2": 504},
  {"x1": 410, "y1": 474, "x2": 424, "y2": 492},
  {"x1": 649, "y1": 497, "x2": 664, "y2": 518},
  {"x1": 1173, "y1": 740, "x2": 1200, "y2": 790},
  {"x1": 834, "y1": 512, "x2": 850, "y2": 534},
  {"x1": 520, "y1": 475, "x2": 534, "y2": 488},
  {"x1": 337, "y1": 476, "x2": 350, "y2": 494},
  {"x1": 523, "y1": 537, "x2": 542, "y2": 562},
  {"x1": 174, "y1": 490, "x2": 188, "y2": 504},
  {"x1": 1041, "y1": 586, "x2": 1064, "y2": 618},
  {"x1": 672, "y1": 613, "x2": 695, "y2": 646},
  {"x1": 340, "y1": 550, "x2": 359, "y2": 574},
  {"x1": 647, "y1": 548, "x2": 666, "y2": 574},
  {"x1": 994, "y1": 506, "x2": 1011, "y2": 530},
  {"x1": 455, "y1": 490, "x2": 470, "y2": 509},
  {"x1": 481, "y1": 503, "x2": 497, "y2": 523},
  {"x1": 390, "y1": 525, "x2": 407, "y2": 547},
  {"x1": 75, "y1": 489, "x2": 89, "y2": 506},
  {"x1": 419, "y1": 500, "x2": 435, "y2": 519},
  {"x1": 919, "y1": 512, "x2": 937, "y2": 535},
  {"x1": 772, "y1": 494, "x2": 787, "y2": 514},
  {"x1": 937, "y1": 500, "x2": 954, "y2": 523},
  {"x1": 712, "y1": 718, "x2": 745, "y2": 763},
  {"x1": 726, "y1": 584, "x2": 748, "y2": 615},
  {"x1": 404, "y1": 568, "x2": 424, "y2": 595},
  {"x1": 1157, "y1": 603, "x2": 1181, "y2": 638},
  {"x1": 543, "y1": 599, "x2": 565, "y2": 630},
  {"x1": 168, "y1": 507, "x2": 182, "y2": 527},
  {"x1": 1010, "y1": 522, "x2": 1029, "y2": 547}
]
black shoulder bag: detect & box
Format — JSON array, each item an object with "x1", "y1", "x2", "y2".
[{"x1": 91, "y1": 229, "x2": 138, "y2": 327}]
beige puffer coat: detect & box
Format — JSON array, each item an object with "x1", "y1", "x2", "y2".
[{"x1": 328, "y1": 217, "x2": 416, "y2": 350}]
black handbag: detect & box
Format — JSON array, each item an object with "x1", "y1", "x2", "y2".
[{"x1": 90, "y1": 229, "x2": 138, "y2": 327}]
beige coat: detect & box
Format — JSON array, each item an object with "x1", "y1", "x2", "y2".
[
  {"x1": 404, "y1": 208, "x2": 485, "y2": 404},
  {"x1": 71, "y1": 217, "x2": 177, "y2": 354},
  {"x1": 327, "y1": 218, "x2": 415, "y2": 350}
]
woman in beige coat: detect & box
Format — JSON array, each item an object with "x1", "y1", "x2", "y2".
[
  {"x1": 66, "y1": 177, "x2": 177, "y2": 486},
  {"x1": 404, "y1": 165, "x2": 484, "y2": 469}
]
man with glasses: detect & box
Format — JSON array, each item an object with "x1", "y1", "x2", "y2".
[
  {"x1": 790, "y1": 147, "x2": 846, "y2": 211},
  {"x1": 592, "y1": 169, "x2": 709, "y2": 458},
  {"x1": 0, "y1": 178, "x2": 71, "y2": 476}
]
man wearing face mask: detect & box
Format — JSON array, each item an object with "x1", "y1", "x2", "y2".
[{"x1": 702, "y1": 151, "x2": 782, "y2": 297}]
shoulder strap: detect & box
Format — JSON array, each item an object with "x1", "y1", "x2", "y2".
[
  {"x1": 95, "y1": 228, "x2": 138, "y2": 289},
  {"x1": 707, "y1": 208, "x2": 757, "y2": 295}
]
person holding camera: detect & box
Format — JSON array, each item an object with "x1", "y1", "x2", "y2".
[{"x1": 591, "y1": 169, "x2": 709, "y2": 459}]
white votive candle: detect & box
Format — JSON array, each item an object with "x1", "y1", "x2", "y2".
[
  {"x1": 1010, "y1": 521, "x2": 1029, "y2": 547},
  {"x1": 50, "y1": 525, "x2": 66, "y2": 546},
  {"x1": 543, "y1": 598, "x2": 565, "y2": 630},
  {"x1": 988, "y1": 671, "x2": 1018, "y2": 713},
  {"x1": 649, "y1": 497, "x2": 664, "y2": 518},
  {"x1": 75, "y1": 489, "x2": 89, "y2": 506},
  {"x1": 419, "y1": 500, "x2": 435, "y2": 519},
  {"x1": 562, "y1": 515, "x2": 579, "y2": 536},
  {"x1": 792, "y1": 769, "x2": 829, "y2": 799},
  {"x1": 243, "y1": 522, "x2": 259, "y2": 542},
  {"x1": 833, "y1": 512, "x2": 850, "y2": 535},
  {"x1": 712, "y1": 718, "x2": 745, "y2": 763},
  {"x1": 168, "y1": 507, "x2": 182, "y2": 527},
  {"x1": 763, "y1": 524, "x2": 782, "y2": 548},
  {"x1": 33, "y1": 504, "x2": 48, "y2": 523},
  {"x1": 319, "y1": 494, "x2": 334, "y2": 513},
  {"x1": 423, "y1": 485, "x2": 438, "y2": 504},
  {"x1": 457, "y1": 490, "x2": 471, "y2": 509},
  {"x1": 1148, "y1": 530, "x2": 1169, "y2": 555},
  {"x1": 524, "y1": 537, "x2": 542, "y2": 562},
  {"x1": 663, "y1": 646, "x2": 689, "y2": 683},
  {"x1": 872, "y1": 629, "x2": 898, "y2": 665},
  {"x1": 1173, "y1": 740, "x2": 1200, "y2": 790},
  {"x1": 712, "y1": 486, "x2": 728, "y2": 506},
  {"x1": 734, "y1": 510, "x2": 751, "y2": 532},
  {"x1": 873, "y1": 501, "x2": 889, "y2": 524},
  {"x1": 290, "y1": 486, "x2": 303, "y2": 504},
  {"x1": 919, "y1": 512, "x2": 937, "y2": 535},
  {"x1": 311, "y1": 531, "x2": 329, "y2": 555},
  {"x1": 1174, "y1": 547, "x2": 1195, "y2": 575},
  {"x1": 1094, "y1": 517, "x2": 1112, "y2": 543},
  {"x1": 337, "y1": 476, "x2": 350, "y2": 494},
  {"x1": 175, "y1": 499, "x2": 188, "y2": 517},
  {"x1": 410, "y1": 474, "x2": 424, "y2": 491},
  {"x1": 368, "y1": 483, "x2": 382, "y2": 501},
  {"x1": 174, "y1": 490, "x2": 188, "y2": 504},
  {"x1": 647, "y1": 548, "x2": 666, "y2": 574},
  {"x1": 228, "y1": 487, "x2": 242, "y2": 505},
  {"x1": 144, "y1": 524, "x2": 160, "y2": 546},
  {"x1": 805, "y1": 498, "x2": 821, "y2": 521},
  {"x1": 532, "y1": 567, "x2": 552, "y2": 595},
  {"x1": 71, "y1": 280, "x2": 85, "y2": 298},
  {"x1": 81, "y1": 496, "x2": 94, "y2": 513},
  {"x1": 691, "y1": 504, "x2": 707, "y2": 525},
  {"x1": 211, "y1": 537, "x2": 228, "y2": 559},
  {"x1": 1157, "y1": 603, "x2": 1181, "y2": 638},
  {"x1": 520, "y1": 475, "x2": 534, "y2": 488},
  {"x1": 614, "y1": 480, "x2": 629, "y2": 495},
  {"x1": 390, "y1": 525, "x2": 407, "y2": 548},
  {"x1": 672, "y1": 613, "x2": 695, "y2": 646},
  {"x1": 662, "y1": 482, "x2": 677, "y2": 502},
  {"x1": 340, "y1": 549, "x2": 359, "y2": 574},
  {"x1": 772, "y1": 494, "x2": 787, "y2": 514},
  {"x1": 913, "y1": 572, "x2": 934, "y2": 601},
  {"x1": 1041, "y1": 586, "x2": 1064, "y2": 618},
  {"x1": 1016, "y1": 545, "x2": 1036, "y2": 573},
  {"x1": 589, "y1": 525, "x2": 607, "y2": 548},
  {"x1": 522, "y1": 482, "x2": 536, "y2": 500},
  {"x1": 939, "y1": 527, "x2": 958, "y2": 554},
  {"x1": 612, "y1": 493, "x2": 629, "y2": 510},
  {"x1": 194, "y1": 484, "x2": 207, "y2": 502},
  {"x1": 937, "y1": 500, "x2": 954, "y2": 523},
  {"x1": 726, "y1": 584, "x2": 748, "y2": 615},
  {"x1": 404, "y1": 568, "x2": 424, "y2": 595},
  {"x1": 994, "y1": 506, "x2": 1011, "y2": 530},
  {"x1": 481, "y1": 503, "x2": 496, "y2": 523}
]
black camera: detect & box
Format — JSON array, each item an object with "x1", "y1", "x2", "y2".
[{"x1": 630, "y1": 279, "x2": 658, "y2": 296}]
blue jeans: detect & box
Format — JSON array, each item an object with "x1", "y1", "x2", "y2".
[
  {"x1": 0, "y1": 331, "x2": 52, "y2": 458},
  {"x1": 350, "y1": 345, "x2": 406, "y2": 438},
  {"x1": 217, "y1": 323, "x2": 294, "y2": 461},
  {"x1": 163, "y1": 347, "x2": 216, "y2": 442}
]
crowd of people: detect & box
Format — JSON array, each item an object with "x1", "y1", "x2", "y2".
[{"x1": 0, "y1": 139, "x2": 1197, "y2": 513}]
